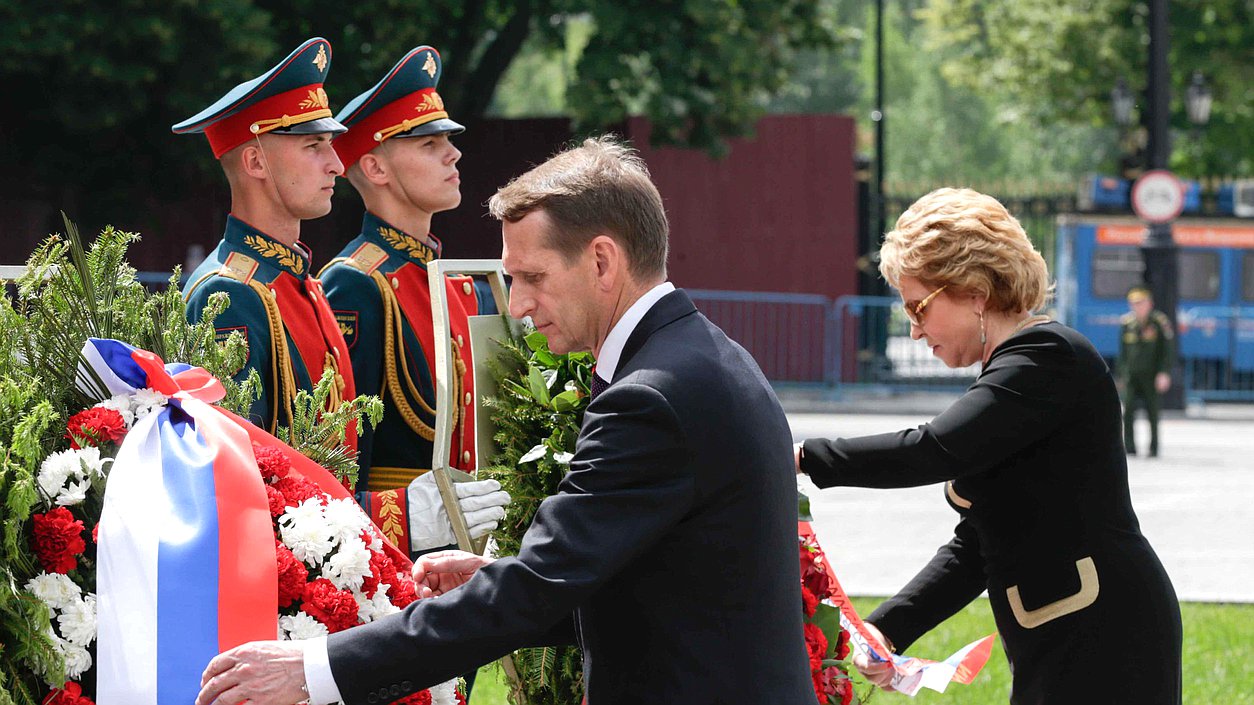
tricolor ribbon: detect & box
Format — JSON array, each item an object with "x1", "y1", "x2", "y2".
[{"x1": 88, "y1": 339, "x2": 407, "y2": 705}]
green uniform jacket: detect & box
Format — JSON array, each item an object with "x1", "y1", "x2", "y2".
[
  {"x1": 321, "y1": 213, "x2": 495, "y2": 550},
  {"x1": 1116, "y1": 310, "x2": 1176, "y2": 380},
  {"x1": 183, "y1": 215, "x2": 357, "y2": 445}
]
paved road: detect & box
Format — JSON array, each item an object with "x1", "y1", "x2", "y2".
[{"x1": 790, "y1": 411, "x2": 1254, "y2": 603}]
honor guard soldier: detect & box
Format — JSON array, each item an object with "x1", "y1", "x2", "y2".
[
  {"x1": 1117, "y1": 286, "x2": 1176, "y2": 457},
  {"x1": 322, "y1": 47, "x2": 508, "y2": 555},
  {"x1": 173, "y1": 38, "x2": 358, "y2": 454}
]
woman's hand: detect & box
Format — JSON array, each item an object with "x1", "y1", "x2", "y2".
[
  {"x1": 794, "y1": 442, "x2": 804, "y2": 475},
  {"x1": 852, "y1": 622, "x2": 897, "y2": 692}
]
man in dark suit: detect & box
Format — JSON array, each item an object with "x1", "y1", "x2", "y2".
[{"x1": 197, "y1": 136, "x2": 813, "y2": 705}]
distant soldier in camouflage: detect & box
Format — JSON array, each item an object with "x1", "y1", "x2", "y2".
[{"x1": 1117, "y1": 286, "x2": 1176, "y2": 457}]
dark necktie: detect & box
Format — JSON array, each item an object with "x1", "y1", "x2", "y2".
[{"x1": 590, "y1": 372, "x2": 609, "y2": 400}]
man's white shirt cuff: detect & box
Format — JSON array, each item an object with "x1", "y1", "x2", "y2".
[{"x1": 302, "y1": 636, "x2": 344, "y2": 705}]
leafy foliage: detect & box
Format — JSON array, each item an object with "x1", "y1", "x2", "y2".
[
  {"x1": 481, "y1": 329, "x2": 593, "y2": 704},
  {"x1": 919, "y1": 0, "x2": 1253, "y2": 176},
  {"x1": 275, "y1": 369, "x2": 383, "y2": 488}
]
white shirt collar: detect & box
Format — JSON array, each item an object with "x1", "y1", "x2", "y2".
[{"x1": 595, "y1": 282, "x2": 675, "y2": 381}]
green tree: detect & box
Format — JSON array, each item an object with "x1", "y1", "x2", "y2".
[{"x1": 919, "y1": 0, "x2": 1254, "y2": 176}]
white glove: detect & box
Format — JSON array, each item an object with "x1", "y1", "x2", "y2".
[{"x1": 406, "y1": 472, "x2": 511, "y2": 552}]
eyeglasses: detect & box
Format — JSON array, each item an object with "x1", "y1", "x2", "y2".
[{"x1": 902, "y1": 285, "x2": 947, "y2": 327}]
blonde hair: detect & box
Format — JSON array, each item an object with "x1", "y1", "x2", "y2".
[
  {"x1": 878, "y1": 188, "x2": 1052, "y2": 313},
  {"x1": 488, "y1": 135, "x2": 668, "y2": 280}
]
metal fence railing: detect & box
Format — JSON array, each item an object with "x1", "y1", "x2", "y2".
[
  {"x1": 1179, "y1": 306, "x2": 1254, "y2": 403},
  {"x1": 830, "y1": 296, "x2": 979, "y2": 392},
  {"x1": 686, "y1": 289, "x2": 835, "y2": 383}
]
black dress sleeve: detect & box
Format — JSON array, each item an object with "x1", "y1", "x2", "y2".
[
  {"x1": 800, "y1": 329, "x2": 1080, "y2": 489},
  {"x1": 865, "y1": 517, "x2": 987, "y2": 653}
]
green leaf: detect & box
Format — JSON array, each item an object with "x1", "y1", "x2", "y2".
[
  {"x1": 527, "y1": 366, "x2": 551, "y2": 406},
  {"x1": 550, "y1": 390, "x2": 581, "y2": 412},
  {"x1": 798, "y1": 489, "x2": 813, "y2": 522},
  {"x1": 524, "y1": 330, "x2": 549, "y2": 353},
  {"x1": 811, "y1": 602, "x2": 845, "y2": 660}
]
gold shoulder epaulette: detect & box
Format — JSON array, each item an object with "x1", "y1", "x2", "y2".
[
  {"x1": 344, "y1": 242, "x2": 390, "y2": 275},
  {"x1": 220, "y1": 252, "x2": 260, "y2": 284}
]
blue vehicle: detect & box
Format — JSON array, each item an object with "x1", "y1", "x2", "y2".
[{"x1": 1055, "y1": 215, "x2": 1254, "y2": 400}]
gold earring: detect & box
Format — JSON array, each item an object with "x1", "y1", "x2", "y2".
[{"x1": 979, "y1": 311, "x2": 987, "y2": 345}]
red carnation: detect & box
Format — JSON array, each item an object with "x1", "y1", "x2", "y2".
[
  {"x1": 65, "y1": 407, "x2": 127, "y2": 449},
  {"x1": 388, "y1": 574, "x2": 418, "y2": 609},
  {"x1": 275, "y1": 540, "x2": 309, "y2": 608},
  {"x1": 31, "y1": 507, "x2": 87, "y2": 574},
  {"x1": 804, "y1": 622, "x2": 828, "y2": 673},
  {"x1": 91, "y1": 522, "x2": 99, "y2": 544},
  {"x1": 801, "y1": 586, "x2": 819, "y2": 619},
  {"x1": 300, "y1": 578, "x2": 359, "y2": 633},
  {"x1": 266, "y1": 485, "x2": 286, "y2": 519},
  {"x1": 455, "y1": 689, "x2": 466, "y2": 705},
  {"x1": 273, "y1": 476, "x2": 325, "y2": 509},
  {"x1": 253, "y1": 444, "x2": 292, "y2": 482},
  {"x1": 41, "y1": 681, "x2": 95, "y2": 705},
  {"x1": 390, "y1": 691, "x2": 432, "y2": 705},
  {"x1": 364, "y1": 549, "x2": 398, "y2": 598}
]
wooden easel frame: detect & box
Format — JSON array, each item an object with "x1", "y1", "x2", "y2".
[{"x1": 427, "y1": 258, "x2": 517, "y2": 553}]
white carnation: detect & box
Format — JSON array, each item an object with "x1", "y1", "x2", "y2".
[
  {"x1": 279, "y1": 500, "x2": 335, "y2": 566},
  {"x1": 57, "y1": 593, "x2": 97, "y2": 646},
  {"x1": 553, "y1": 451, "x2": 574, "y2": 465},
  {"x1": 131, "y1": 387, "x2": 169, "y2": 419},
  {"x1": 323, "y1": 536, "x2": 373, "y2": 592},
  {"x1": 322, "y1": 497, "x2": 370, "y2": 547},
  {"x1": 95, "y1": 394, "x2": 136, "y2": 427},
  {"x1": 24, "y1": 572, "x2": 82, "y2": 611},
  {"x1": 37, "y1": 450, "x2": 80, "y2": 499},
  {"x1": 59, "y1": 640, "x2": 93, "y2": 679},
  {"x1": 279, "y1": 612, "x2": 329, "y2": 640}
]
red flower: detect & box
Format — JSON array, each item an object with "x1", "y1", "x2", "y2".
[
  {"x1": 253, "y1": 444, "x2": 292, "y2": 483},
  {"x1": 273, "y1": 476, "x2": 325, "y2": 508},
  {"x1": 822, "y1": 666, "x2": 854, "y2": 705},
  {"x1": 275, "y1": 540, "x2": 309, "y2": 608},
  {"x1": 31, "y1": 507, "x2": 87, "y2": 574},
  {"x1": 91, "y1": 522, "x2": 99, "y2": 544},
  {"x1": 834, "y1": 627, "x2": 851, "y2": 660},
  {"x1": 42, "y1": 681, "x2": 95, "y2": 705},
  {"x1": 266, "y1": 485, "x2": 286, "y2": 519},
  {"x1": 388, "y1": 574, "x2": 418, "y2": 609},
  {"x1": 801, "y1": 586, "x2": 819, "y2": 619},
  {"x1": 800, "y1": 540, "x2": 832, "y2": 600},
  {"x1": 65, "y1": 408, "x2": 127, "y2": 449},
  {"x1": 804, "y1": 622, "x2": 829, "y2": 672},
  {"x1": 389, "y1": 690, "x2": 432, "y2": 705},
  {"x1": 300, "y1": 578, "x2": 359, "y2": 633},
  {"x1": 455, "y1": 689, "x2": 467, "y2": 705}
]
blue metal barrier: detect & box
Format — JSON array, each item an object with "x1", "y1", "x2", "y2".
[{"x1": 1179, "y1": 305, "x2": 1254, "y2": 403}]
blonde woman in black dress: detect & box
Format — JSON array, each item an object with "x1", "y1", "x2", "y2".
[{"x1": 797, "y1": 188, "x2": 1181, "y2": 705}]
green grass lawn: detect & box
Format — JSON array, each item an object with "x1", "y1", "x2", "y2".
[{"x1": 469, "y1": 599, "x2": 1254, "y2": 704}]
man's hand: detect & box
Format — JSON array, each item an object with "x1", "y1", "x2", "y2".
[
  {"x1": 407, "y1": 473, "x2": 511, "y2": 551},
  {"x1": 412, "y1": 549, "x2": 495, "y2": 598},
  {"x1": 197, "y1": 640, "x2": 306, "y2": 705},
  {"x1": 852, "y1": 622, "x2": 897, "y2": 692},
  {"x1": 1155, "y1": 372, "x2": 1171, "y2": 393}
]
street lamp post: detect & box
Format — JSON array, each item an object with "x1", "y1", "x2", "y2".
[{"x1": 1136, "y1": 0, "x2": 1182, "y2": 407}]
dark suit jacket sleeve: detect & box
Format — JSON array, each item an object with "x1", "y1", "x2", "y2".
[
  {"x1": 865, "y1": 517, "x2": 987, "y2": 653},
  {"x1": 326, "y1": 381, "x2": 695, "y2": 703},
  {"x1": 800, "y1": 332, "x2": 1078, "y2": 488}
]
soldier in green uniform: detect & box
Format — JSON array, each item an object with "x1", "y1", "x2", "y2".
[
  {"x1": 322, "y1": 46, "x2": 508, "y2": 555},
  {"x1": 173, "y1": 38, "x2": 358, "y2": 452},
  {"x1": 1117, "y1": 286, "x2": 1176, "y2": 457}
]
